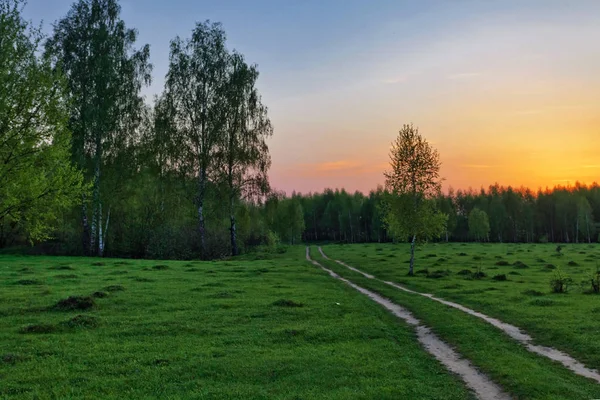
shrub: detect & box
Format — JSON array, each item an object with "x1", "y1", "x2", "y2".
[
  {"x1": 549, "y1": 269, "x2": 573, "y2": 293},
  {"x1": 472, "y1": 266, "x2": 486, "y2": 279}
]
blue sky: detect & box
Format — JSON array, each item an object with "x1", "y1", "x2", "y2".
[{"x1": 23, "y1": 0, "x2": 600, "y2": 193}]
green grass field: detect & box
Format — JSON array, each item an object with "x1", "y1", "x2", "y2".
[
  {"x1": 0, "y1": 247, "x2": 474, "y2": 399},
  {"x1": 317, "y1": 242, "x2": 600, "y2": 399},
  {"x1": 2, "y1": 243, "x2": 600, "y2": 399}
]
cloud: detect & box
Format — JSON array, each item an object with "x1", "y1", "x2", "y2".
[
  {"x1": 447, "y1": 72, "x2": 483, "y2": 80},
  {"x1": 382, "y1": 76, "x2": 408, "y2": 84},
  {"x1": 461, "y1": 164, "x2": 497, "y2": 169},
  {"x1": 292, "y1": 160, "x2": 387, "y2": 178}
]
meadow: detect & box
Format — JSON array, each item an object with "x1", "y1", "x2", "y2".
[
  {"x1": 0, "y1": 247, "x2": 474, "y2": 399},
  {"x1": 316, "y1": 242, "x2": 600, "y2": 399},
  {"x1": 2, "y1": 244, "x2": 600, "y2": 399}
]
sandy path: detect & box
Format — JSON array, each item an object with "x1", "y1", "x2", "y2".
[
  {"x1": 306, "y1": 247, "x2": 510, "y2": 400},
  {"x1": 318, "y1": 247, "x2": 600, "y2": 384}
]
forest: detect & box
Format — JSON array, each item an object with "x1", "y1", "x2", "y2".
[{"x1": 1, "y1": 0, "x2": 599, "y2": 261}]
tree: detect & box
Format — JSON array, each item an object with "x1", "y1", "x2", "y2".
[
  {"x1": 383, "y1": 124, "x2": 446, "y2": 275},
  {"x1": 218, "y1": 51, "x2": 272, "y2": 256},
  {"x1": 163, "y1": 21, "x2": 228, "y2": 258},
  {"x1": 468, "y1": 208, "x2": 490, "y2": 242},
  {"x1": 0, "y1": 0, "x2": 84, "y2": 242},
  {"x1": 46, "y1": 0, "x2": 152, "y2": 256}
]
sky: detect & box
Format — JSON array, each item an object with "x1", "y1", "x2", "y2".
[{"x1": 23, "y1": 0, "x2": 600, "y2": 194}]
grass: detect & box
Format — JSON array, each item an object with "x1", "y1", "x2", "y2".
[
  {"x1": 322, "y1": 242, "x2": 600, "y2": 371},
  {"x1": 0, "y1": 248, "x2": 474, "y2": 399},
  {"x1": 314, "y1": 246, "x2": 600, "y2": 399}
]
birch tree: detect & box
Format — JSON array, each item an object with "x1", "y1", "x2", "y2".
[
  {"x1": 383, "y1": 124, "x2": 446, "y2": 275},
  {"x1": 46, "y1": 0, "x2": 151, "y2": 256},
  {"x1": 218, "y1": 51, "x2": 272, "y2": 255},
  {"x1": 163, "y1": 21, "x2": 228, "y2": 258}
]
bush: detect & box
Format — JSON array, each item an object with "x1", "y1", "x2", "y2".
[{"x1": 549, "y1": 269, "x2": 573, "y2": 293}]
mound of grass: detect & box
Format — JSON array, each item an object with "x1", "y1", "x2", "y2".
[
  {"x1": 54, "y1": 274, "x2": 78, "y2": 279},
  {"x1": 567, "y1": 261, "x2": 579, "y2": 266},
  {"x1": 457, "y1": 252, "x2": 468, "y2": 256},
  {"x1": 103, "y1": 285, "x2": 125, "y2": 292},
  {"x1": 427, "y1": 270, "x2": 451, "y2": 279},
  {"x1": 61, "y1": 315, "x2": 99, "y2": 329},
  {"x1": 545, "y1": 264, "x2": 557, "y2": 270},
  {"x1": 415, "y1": 269, "x2": 429, "y2": 275},
  {"x1": 272, "y1": 299, "x2": 304, "y2": 308},
  {"x1": 495, "y1": 260, "x2": 510, "y2": 266},
  {"x1": 15, "y1": 279, "x2": 42, "y2": 285},
  {"x1": 91, "y1": 291, "x2": 108, "y2": 298},
  {"x1": 425, "y1": 253, "x2": 437, "y2": 258},
  {"x1": 457, "y1": 269, "x2": 472, "y2": 276},
  {"x1": 90, "y1": 262, "x2": 105, "y2": 266},
  {"x1": 522, "y1": 289, "x2": 544, "y2": 296},
  {"x1": 152, "y1": 264, "x2": 169, "y2": 270},
  {"x1": 492, "y1": 274, "x2": 508, "y2": 281},
  {"x1": 48, "y1": 265, "x2": 74, "y2": 270},
  {"x1": 530, "y1": 299, "x2": 558, "y2": 307},
  {"x1": 472, "y1": 255, "x2": 483, "y2": 261},
  {"x1": 19, "y1": 324, "x2": 56, "y2": 334},
  {"x1": 508, "y1": 271, "x2": 521, "y2": 275},
  {"x1": 53, "y1": 296, "x2": 95, "y2": 311},
  {"x1": 513, "y1": 261, "x2": 529, "y2": 269}
]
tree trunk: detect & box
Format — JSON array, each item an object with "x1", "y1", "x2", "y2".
[
  {"x1": 197, "y1": 166, "x2": 206, "y2": 258},
  {"x1": 229, "y1": 192, "x2": 238, "y2": 256},
  {"x1": 81, "y1": 195, "x2": 90, "y2": 256},
  {"x1": 100, "y1": 205, "x2": 110, "y2": 257},
  {"x1": 409, "y1": 234, "x2": 416, "y2": 276}
]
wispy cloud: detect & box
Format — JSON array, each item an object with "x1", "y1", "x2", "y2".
[
  {"x1": 461, "y1": 164, "x2": 498, "y2": 169},
  {"x1": 382, "y1": 76, "x2": 408, "y2": 84},
  {"x1": 447, "y1": 72, "x2": 483, "y2": 80},
  {"x1": 294, "y1": 160, "x2": 387, "y2": 177}
]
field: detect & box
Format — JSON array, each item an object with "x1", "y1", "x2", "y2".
[
  {"x1": 2, "y1": 244, "x2": 600, "y2": 399},
  {"x1": 0, "y1": 247, "x2": 473, "y2": 399},
  {"x1": 316, "y1": 242, "x2": 600, "y2": 398}
]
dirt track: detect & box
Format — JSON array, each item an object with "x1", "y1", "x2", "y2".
[
  {"x1": 306, "y1": 247, "x2": 510, "y2": 400},
  {"x1": 318, "y1": 246, "x2": 600, "y2": 384}
]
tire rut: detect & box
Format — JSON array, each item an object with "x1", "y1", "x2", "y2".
[
  {"x1": 306, "y1": 247, "x2": 510, "y2": 400},
  {"x1": 318, "y1": 246, "x2": 600, "y2": 384}
]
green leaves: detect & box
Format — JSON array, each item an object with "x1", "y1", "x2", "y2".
[{"x1": 0, "y1": 0, "x2": 85, "y2": 241}]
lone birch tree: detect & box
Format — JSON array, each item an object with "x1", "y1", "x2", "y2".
[
  {"x1": 218, "y1": 51, "x2": 272, "y2": 255},
  {"x1": 163, "y1": 21, "x2": 228, "y2": 258},
  {"x1": 383, "y1": 124, "x2": 446, "y2": 275},
  {"x1": 46, "y1": 0, "x2": 151, "y2": 256}
]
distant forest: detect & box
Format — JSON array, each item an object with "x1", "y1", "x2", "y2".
[{"x1": 292, "y1": 183, "x2": 600, "y2": 245}]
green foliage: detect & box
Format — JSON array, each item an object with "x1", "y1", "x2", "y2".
[
  {"x1": 549, "y1": 268, "x2": 573, "y2": 293},
  {"x1": 468, "y1": 208, "x2": 490, "y2": 241},
  {"x1": 382, "y1": 193, "x2": 447, "y2": 243},
  {"x1": 0, "y1": 0, "x2": 85, "y2": 242}
]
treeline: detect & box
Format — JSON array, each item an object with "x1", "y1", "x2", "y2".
[{"x1": 295, "y1": 183, "x2": 600, "y2": 244}]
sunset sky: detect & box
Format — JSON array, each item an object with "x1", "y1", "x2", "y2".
[{"x1": 25, "y1": 0, "x2": 600, "y2": 194}]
